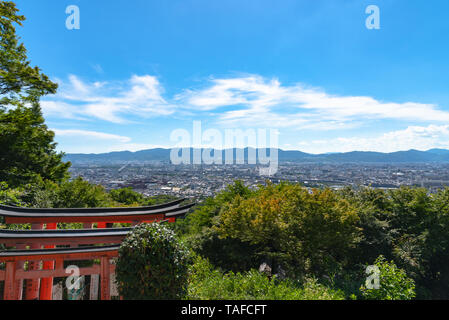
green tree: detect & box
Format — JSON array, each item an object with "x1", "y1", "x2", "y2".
[
  {"x1": 116, "y1": 223, "x2": 191, "y2": 299},
  {"x1": 420, "y1": 187, "x2": 449, "y2": 299},
  {"x1": 215, "y1": 183, "x2": 361, "y2": 277},
  {"x1": 54, "y1": 177, "x2": 111, "y2": 208},
  {"x1": 0, "y1": 106, "x2": 70, "y2": 187},
  {"x1": 0, "y1": 181, "x2": 21, "y2": 206},
  {"x1": 360, "y1": 255, "x2": 415, "y2": 300},
  {"x1": 0, "y1": 1, "x2": 70, "y2": 187},
  {"x1": 182, "y1": 180, "x2": 252, "y2": 234},
  {"x1": 109, "y1": 187, "x2": 144, "y2": 205},
  {"x1": 339, "y1": 187, "x2": 393, "y2": 265},
  {"x1": 0, "y1": 1, "x2": 57, "y2": 106},
  {"x1": 178, "y1": 180, "x2": 257, "y2": 272}
]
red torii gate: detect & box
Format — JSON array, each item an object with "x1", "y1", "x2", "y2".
[
  {"x1": 0, "y1": 199, "x2": 194, "y2": 300},
  {"x1": 0, "y1": 245, "x2": 119, "y2": 300}
]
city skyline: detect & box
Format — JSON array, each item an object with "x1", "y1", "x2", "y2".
[{"x1": 15, "y1": 0, "x2": 449, "y2": 154}]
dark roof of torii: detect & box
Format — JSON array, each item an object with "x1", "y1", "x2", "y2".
[{"x1": 0, "y1": 198, "x2": 194, "y2": 217}]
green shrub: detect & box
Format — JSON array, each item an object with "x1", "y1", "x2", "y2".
[
  {"x1": 187, "y1": 255, "x2": 345, "y2": 300},
  {"x1": 360, "y1": 255, "x2": 415, "y2": 300},
  {"x1": 186, "y1": 227, "x2": 260, "y2": 273},
  {"x1": 116, "y1": 223, "x2": 191, "y2": 299},
  {"x1": 109, "y1": 187, "x2": 143, "y2": 205},
  {"x1": 55, "y1": 177, "x2": 111, "y2": 208},
  {"x1": 0, "y1": 182, "x2": 23, "y2": 205}
]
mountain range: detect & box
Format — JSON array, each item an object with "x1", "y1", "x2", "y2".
[{"x1": 63, "y1": 148, "x2": 449, "y2": 164}]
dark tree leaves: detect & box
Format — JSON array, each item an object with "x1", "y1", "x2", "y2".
[{"x1": 0, "y1": 1, "x2": 70, "y2": 187}]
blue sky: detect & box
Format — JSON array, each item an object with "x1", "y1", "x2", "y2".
[{"x1": 14, "y1": 0, "x2": 449, "y2": 154}]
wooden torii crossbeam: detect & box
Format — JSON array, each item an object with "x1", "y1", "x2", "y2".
[
  {"x1": 0, "y1": 228, "x2": 132, "y2": 246},
  {"x1": 0, "y1": 198, "x2": 194, "y2": 300}
]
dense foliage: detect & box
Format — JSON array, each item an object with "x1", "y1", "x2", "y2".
[
  {"x1": 359, "y1": 255, "x2": 415, "y2": 300},
  {"x1": 216, "y1": 183, "x2": 361, "y2": 278},
  {"x1": 187, "y1": 255, "x2": 345, "y2": 300},
  {"x1": 178, "y1": 181, "x2": 449, "y2": 300},
  {"x1": 116, "y1": 223, "x2": 191, "y2": 299},
  {"x1": 0, "y1": 1, "x2": 57, "y2": 106},
  {"x1": 0, "y1": 1, "x2": 70, "y2": 187}
]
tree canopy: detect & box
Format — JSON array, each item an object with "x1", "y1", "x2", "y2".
[
  {"x1": 0, "y1": 1, "x2": 70, "y2": 187},
  {"x1": 0, "y1": 1, "x2": 57, "y2": 107},
  {"x1": 180, "y1": 181, "x2": 449, "y2": 299}
]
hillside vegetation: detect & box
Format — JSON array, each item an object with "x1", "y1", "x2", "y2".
[{"x1": 174, "y1": 181, "x2": 448, "y2": 300}]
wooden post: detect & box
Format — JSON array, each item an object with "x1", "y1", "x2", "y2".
[
  {"x1": 4, "y1": 261, "x2": 16, "y2": 300},
  {"x1": 89, "y1": 274, "x2": 99, "y2": 300},
  {"x1": 39, "y1": 223, "x2": 57, "y2": 300},
  {"x1": 110, "y1": 272, "x2": 118, "y2": 297},
  {"x1": 100, "y1": 257, "x2": 110, "y2": 300},
  {"x1": 25, "y1": 223, "x2": 43, "y2": 300},
  {"x1": 14, "y1": 244, "x2": 25, "y2": 300},
  {"x1": 52, "y1": 282, "x2": 63, "y2": 300}
]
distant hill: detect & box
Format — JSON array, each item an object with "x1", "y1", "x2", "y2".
[
  {"x1": 426, "y1": 148, "x2": 449, "y2": 156},
  {"x1": 63, "y1": 148, "x2": 449, "y2": 164}
]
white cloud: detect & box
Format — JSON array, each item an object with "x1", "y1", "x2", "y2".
[
  {"x1": 43, "y1": 75, "x2": 175, "y2": 123},
  {"x1": 179, "y1": 75, "x2": 449, "y2": 128},
  {"x1": 44, "y1": 73, "x2": 449, "y2": 129},
  {"x1": 41, "y1": 101, "x2": 89, "y2": 121},
  {"x1": 52, "y1": 129, "x2": 132, "y2": 143},
  {"x1": 297, "y1": 125, "x2": 449, "y2": 154},
  {"x1": 52, "y1": 129, "x2": 171, "y2": 153},
  {"x1": 42, "y1": 73, "x2": 449, "y2": 154}
]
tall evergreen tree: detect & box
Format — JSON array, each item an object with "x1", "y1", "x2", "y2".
[{"x1": 0, "y1": 1, "x2": 70, "y2": 187}]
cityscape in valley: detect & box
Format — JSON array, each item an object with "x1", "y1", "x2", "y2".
[
  {"x1": 3, "y1": 0, "x2": 449, "y2": 302},
  {"x1": 67, "y1": 148, "x2": 449, "y2": 199}
]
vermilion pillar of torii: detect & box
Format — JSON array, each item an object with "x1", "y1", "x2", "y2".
[
  {"x1": 25, "y1": 223, "x2": 43, "y2": 300},
  {"x1": 13, "y1": 243, "x2": 25, "y2": 300},
  {"x1": 39, "y1": 223, "x2": 57, "y2": 300}
]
